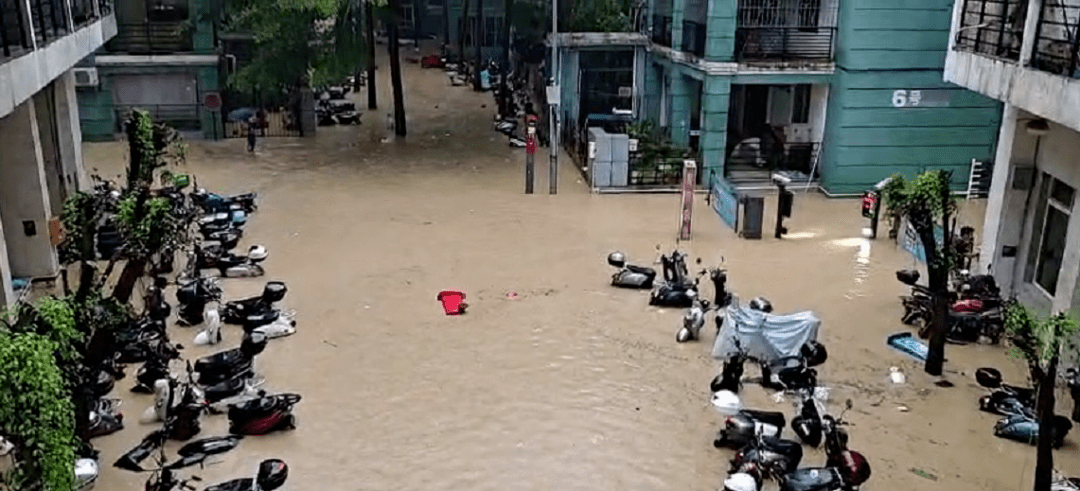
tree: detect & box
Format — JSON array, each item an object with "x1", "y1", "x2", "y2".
[
  {"x1": 473, "y1": 0, "x2": 484, "y2": 91},
  {"x1": 1004, "y1": 302, "x2": 1079, "y2": 491},
  {"x1": 387, "y1": 0, "x2": 407, "y2": 136},
  {"x1": 366, "y1": 0, "x2": 378, "y2": 110},
  {"x1": 498, "y1": 0, "x2": 513, "y2": 117},
  {"x1": 569, "y1": 0, "x2": 634, "y2": 32},
  {"x1": 882, "y1": 170, "x2": 958, "y2": 375}
]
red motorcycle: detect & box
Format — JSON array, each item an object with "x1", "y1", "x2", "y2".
[{"x1": 227, "y1": 393, "x2": 301, "y2": 435}]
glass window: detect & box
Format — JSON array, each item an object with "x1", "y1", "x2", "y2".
[
  {"x1": 1031, "y1": 175, "x2": 1074, "y2": 296},
  {"x1": 792, "y1": 84, "x2": 811, "y2": 124},
  {"x1": 1024, "y1": 173, "x2": 1051, "y2": 283}
]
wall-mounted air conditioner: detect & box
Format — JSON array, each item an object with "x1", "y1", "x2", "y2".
[{"x1": 73, "y1": 68, "x2": 99, "y2": 87}]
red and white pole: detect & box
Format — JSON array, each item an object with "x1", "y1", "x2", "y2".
[
  {"x1": 679, "y1": 160, "x2": 697, "y2": 241},
  {"x1": 525, "y1": 115, "x2": 538, "y2": 194}
]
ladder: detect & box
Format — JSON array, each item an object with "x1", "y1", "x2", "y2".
[{"x1": 966, "y1": 158, "x2": 992, "y2": 200}]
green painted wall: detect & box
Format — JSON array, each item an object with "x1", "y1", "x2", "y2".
[
  {"x1": 819, "y1": 0, "x2": 1003, "y2": 194},
  {"x1": 77, "y1": 76, "x2": 118, "y2": 142},
  {"x1": 704, "y1": 0, "x2": 735, "y2": 62}
]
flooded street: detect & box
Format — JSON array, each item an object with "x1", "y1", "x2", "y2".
[{"x1": 82, "y1": 48, "x2": 1080, "y2": 491}]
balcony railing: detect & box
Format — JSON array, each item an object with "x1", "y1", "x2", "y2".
[
  {"x1": 3, "y1": 0, "x2": 108, "y2": 59},
  {"x1": 681, "y1": 20, "x2": 706, "y2": 57},
  {"x1": 1031, "y1": 0, "x2": 1080, "y2": 78},
  {"x1": 954, "y1": 0, "x2": 1026, "y2": 61},
  {"x1": 113, "y1": 104, "x2": 202, "y2": 132},
  {"x1": 735, "y1": 27, "x2": 836, "y2": 62},
  {"x1": 652, "y1": 15, "x2": 672, "y2": 47},
  {"x1": 107, "y1": 22, "x2": 193, "y2": 53}
]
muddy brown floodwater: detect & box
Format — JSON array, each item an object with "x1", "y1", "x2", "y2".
[{"x1": 83, "y1": 45, "x2": 1080, "y2": 491}]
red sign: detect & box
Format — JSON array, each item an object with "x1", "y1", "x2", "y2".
[
  {"x1": 679, "y1": 160, "x2": 697, "y2": 240},
  {"x1": 862, "y1": 191, "x2": 878, "y2": 219},
  {"x1": 203, "y1": 92, "x2": 222, "y2": 112}
]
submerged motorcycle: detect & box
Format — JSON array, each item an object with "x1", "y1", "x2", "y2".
[{"x1": 607, "y1": 251, "x2": 658, "y2": 289}]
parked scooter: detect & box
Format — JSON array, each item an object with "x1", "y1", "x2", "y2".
[
  {"x1": 711, "y1": 338, "x2": 750, "y2": 393},
  {"x1": 193, "y1": 331, "x2": 268, "y2": 387},
  {"x1": 775, "y1": 450, "x2": 872, "y2": 491},
  {"x1": 730, "y1": 429, "x2": 805, "y2": 482},
  {"x1": 227, "y1": 393, "x2": 301, "y2": 435},
  {"x1": 896, "y1": 269, "x2": 1004, "y2": 344},
  {"x1": 714, "y1": 408, "x2": 787, "y2": 449},
  {"x1": 190, "y1": 187, "x2": 257, "y2": 215},
  {"x1": 191, "y1": 244, "x2": 269, "y2": 278},
  {"x1": 976, "y1": 367, "x2": 1074, "y2": 447},
  {"x1": 677, "y1": 298, "x2": 712, "y2": 343},
  {"x1": 176, "y1": 276, "x2": 222, "y2": 326},
  {"x1": 204, "y1": 459, "x2": 289, "y2": 491},
  {"x1": 219, "y1": 281, "x2": 290, "y2": 325},
  {"x1": 650, "y1": 247, "x2": 702, "y2": 307},
  {"x1": 607, "y1": 251, "x2": 658, "y2": 289}
]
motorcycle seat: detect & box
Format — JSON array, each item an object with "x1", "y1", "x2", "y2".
[
  {"x1": 203, "y1": 477, "x2": 253, "y2": 491},
  {"x1": 202, "y1": 375, "x2": 247, "y2": 403},
  {"x1": 740, "y1": 409, "x2": 787, "y2": 429},
  {"x1": 758, "y1": 436, "x2": 804, "y2": 465},
  {"x1": 780, "y1": 467, "x2": 842, "y2": 491},
  {"x1": 626, "y1": 265, "x2": 657, "y2": 277}
]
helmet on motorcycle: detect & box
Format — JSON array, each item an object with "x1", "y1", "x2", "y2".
[
  {"x1": 836, "y1": 450, "x2": 871, "y2": 486},
  {"x1": 748, "y1": 297, "x2": 773, "y2": 313},
  {"x1": 256, "y1": 459, "x2": 289, "y2": 491},
  {"x1": 711, "y1": 390, "x2": 742, "y2": 416},
  {"x1": 248, "y1": 245, "x2": 269, "y2": 261},
  {"x1": 607, "y1": 252, "x2": 627, "y2": 268},
  {"x1": 722, "y1": 472, "x2": 758, "y2": 491}
]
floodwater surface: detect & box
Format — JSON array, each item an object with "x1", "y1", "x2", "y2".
[{"x1": 83, "y1": 46, "x2": 1080, "y2": 491}]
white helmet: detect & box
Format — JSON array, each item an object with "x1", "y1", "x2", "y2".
[
  {"x1": 711, "y1": 390, "x2": 742, "y2": 416},
  {"x1": 248, "y1": 245, "x2": 269, "y2": 261},
  {"x1": 723, "y1": 473, "x2": 758, "y2": 491}
]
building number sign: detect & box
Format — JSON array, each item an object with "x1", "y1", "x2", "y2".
[{"x1": 892, "y1": 90, "x2": 923, "y2": 107}]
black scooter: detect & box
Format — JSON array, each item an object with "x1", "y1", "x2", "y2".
[
  {"x1": 204, "y1": 459, "x2": 288, "y2": 491},
  {"x1": 607, "y1": 251, "x2": 658, "y2": 289},
  {"x1": 650, "y1": 249, "x2": 702, "y2": 308},
  {"x1": 194, "y1": 332, "x2": 268, "y2": 387}
]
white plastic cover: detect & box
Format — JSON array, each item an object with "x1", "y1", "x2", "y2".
[{"x1": 712, "y1": 303, "x2": 821, "y2": 362}]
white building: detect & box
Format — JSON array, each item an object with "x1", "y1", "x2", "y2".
[
  {"x1": 1, "y1": 0, "x2": 116, "y2": 306},
  {"x1": 945, "y1": 0, "x2": 1080, "y2": 315}
]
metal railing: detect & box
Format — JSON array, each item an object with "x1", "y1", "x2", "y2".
[
  {"x1": 113, "y1": 104, "x2": 202, "y2": 132},
  {"x1": 652, "y1": 15, "x2": 672, "y2": 47},
  {"x1": 30, "y1": 0, "x2": 70, "y2": 46},
  {"x1": 735, "y1": 26, "x2": 836, "y2": 61},
  {"x1": 2, "y1": 0, "x2": 33, "y2": 58},
  {"x1": 681, "y1": 20, "x2": 706, "y2": 57},
  {"x1": 1031, "y1": 0, "x2": 1080, "y2": 78},
  {"x1": 107, "y1": 22, "x2": 192, "y2": 53},
  {"x1": 728, "y1": 141, "x2": 820, "y2": 175},
  {"x1": 954, "y1": 0, "x2": 1026, "y2": 60},
  {"x1": 71, "y1": 0, "x2": 100, "y2": 29}
]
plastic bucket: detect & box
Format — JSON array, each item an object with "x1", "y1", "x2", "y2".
[{"x1": 437, "y1": 291, "x2": 466, "y2": 315}]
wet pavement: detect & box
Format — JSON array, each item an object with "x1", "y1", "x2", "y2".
[{"x1": 82, "y1": 46, "x2": 1080, "y2": 491}]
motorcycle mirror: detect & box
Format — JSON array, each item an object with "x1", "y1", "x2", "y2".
[
  {"x1": 191, "y1": 476, "x2": 202, "y2": 482},
  {"x1": 175, "y1": 344, "x2": 184, "y2": 351},
  {"x1": 845, "y1": 399, "x2": 853, "y2": 410}
]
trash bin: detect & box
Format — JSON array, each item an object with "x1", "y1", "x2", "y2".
[{"x1": 741, "y1": 195, "x2": 765, "y2": 240}]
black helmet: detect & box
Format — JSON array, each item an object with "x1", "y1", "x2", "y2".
[
  {"x1": 748, "y1": 297, "x2": 773, "y2": 313},
  {"x1": 256, "y1": 459, "x2": 288, "y2": 491}
]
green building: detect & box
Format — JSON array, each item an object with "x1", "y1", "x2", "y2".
[
  {"x1": 556, "y1": 0, "x2": 1005, "y2": 194},
  {"x1": 75, "y1": 0, "x2": 222, "y2": 141}
]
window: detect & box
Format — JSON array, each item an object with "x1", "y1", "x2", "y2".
[
  {"x1": 483, "y1": 16, "x2": 503, "y2": 47},
  {"x1": 792, "y1": 84, "x2": 811, "y2": 124},
  {"x1": 1029, "y1": 174, "x2": 1074, "y2": 296}
]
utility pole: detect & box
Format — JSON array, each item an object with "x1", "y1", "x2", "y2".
[
  {"x1": 473, "y1": 0, "x2": 483, "y2": 91},
  {"x1": 366, "y1": 0, "x2": 377, "y2": 110},
  {"x1": 548, "y1": 0, "x2": 559, "y2": 194}
]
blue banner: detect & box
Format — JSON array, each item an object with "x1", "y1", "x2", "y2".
[
  {"x1": 900, "y1": 219, "x2": 944, "y2": 264},
  {"x1": 711, "y1": 174, "x2": 739, "y2": 231}
]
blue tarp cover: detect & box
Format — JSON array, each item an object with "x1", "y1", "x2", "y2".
[{"x1": 712, "y1": 303, "x2": 821, "y2": 362}]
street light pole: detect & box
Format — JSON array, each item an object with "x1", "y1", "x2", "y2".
[{"x1": 548, "y1": 0, "x2": 559, "y2": 194}]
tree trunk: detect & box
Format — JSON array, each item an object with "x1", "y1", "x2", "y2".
[
  {"x1": 112, "y1": 258, "x2": 147, "y2": 304},
  {"x1": 442, "y1": 0, "x2": 451, "y2": 47},
  {"x1": 388, "y1": 0, "x2": 407, "y2": 136},
  {"x1": 499, "y1": 0, "x2": 513, "y2": 116},
  {"x1": 366, "y1": 0, "x2": 377, "y2": 110},
  {"x1": 1034, "y1": 354, "x2": 1058, "y2": 491},
  {"x1": 913, "y1": 210, "x2": 949, "y2": 376},
  {"x1": 473, "y1": 0, "x2": 483, "y2": 91}
]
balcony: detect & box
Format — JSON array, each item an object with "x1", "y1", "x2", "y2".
[
  {"x1": 953, "y1": 0, "x2": 1026, "y2": 61},
  {"x1": 1031, "y1": 0, "x2": 1080, "y2": 78},
  {"x1": 734, "y1": 0, "x2": 838, "y2": 63},
  {"x1": 3, "y1": 0, "x2": 113, "y2": 59},
  {"x1": 106, "y1": 22, "x2": 192, "y2": 54},
  {"x1": 652, "y1": 15, "x2": 672, "y2": 47},
  {"x1": 681, "y1": 20, "x2": 706, "y2": 58}
]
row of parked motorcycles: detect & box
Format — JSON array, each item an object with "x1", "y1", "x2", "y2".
[
  {"x1": 72, "y1": 179, "x2": 302, "y2": 490},
  {"x1": 605, "y1": 246, "x2": 870, "y2": 490},
  {"x1": 896, "y1": 267, "x2": 1005, "y2": 344}
]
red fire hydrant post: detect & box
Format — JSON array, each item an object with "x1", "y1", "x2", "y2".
[{"x1": 525, "y1": 115, "x2": 538, "y2": 194}]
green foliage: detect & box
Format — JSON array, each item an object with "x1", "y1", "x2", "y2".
[
  {"x1": 116, "y1": 195, "x2": 185, "y2": 259},
  {"x1": 126, "y1": 111, "x2": 184, "y2": 191},
  {"x1": 33, "y1": 297, "x2": 82, "y2": 370},
  {"x1": 881, "y1": 170, "x2": 959, "y2": 272},
  {"x1": 627, "y1": 119, "x2": 689, "y2": 168},
  {"x1": 57, "y1": 191, "x2": 102, "y2": 265},
  {"x1": 1004, "y1": 301, "x2": 1080, "y2": 377},
  {"x1": 570, "y1": 0, "x2": 635, "y2": 32},
  {"x1": 0, "y1": 332, "x2": 77, "y2": 491},
  {"x1": 220, "y1": 0, "x2": 371, "y2": 91}
]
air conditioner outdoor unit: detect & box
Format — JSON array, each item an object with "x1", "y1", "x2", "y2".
[{"x1": 72, "y1": 68, "x2": 99, "y2": 87}]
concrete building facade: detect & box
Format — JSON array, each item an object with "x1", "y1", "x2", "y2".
[
  {"x1": 944, "y1": 0, "x2": 1080, "y2": 315},
  {"x1": 1, "y1": 0, "x2": 116, "y2": 306},
  {"x1": 554, "y1": 0, "x2": 1006, "y2": 194},
  {"x1": 76, "y1": 0, "x2": 220, "y2": 141}
]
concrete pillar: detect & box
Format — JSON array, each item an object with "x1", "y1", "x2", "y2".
[
  {"x1": 33, "y1": 89, "x2": 66, "y2": 218},
  {"x1": 704, "y1": 0, "x2": 735, "y2": 62},
  {"x1": 701, "y1": 75, "x2": 731, "y2": 182},
  {"x1": 670, "y1": 73, "x2": 692, "y2": 147},
  {"x1": 1019, "y1": 0, "x2": 1044, "y2": 66},
  {"x1": 0, "y1": 220, "x2": 13, "y2": 307},
  {"x1": 53, "y1": 70, "x2": 89, "y2": 192},
  {"x1": 979, "y1": 104, "x2": 1018, "y2": 277},
  {"x1": 0, "y1": 99, "x2": 61, "y2": 279},
  {"x1": 672, "y1": 0, "x2": 686, "y2": 50},
  {"x1": 299, "y1": 88, "x2": 317, "y2": 137}
]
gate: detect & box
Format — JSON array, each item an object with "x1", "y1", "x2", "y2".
[{"x1": 222, "y1": 110, "x2": 301, "y2": 138}]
